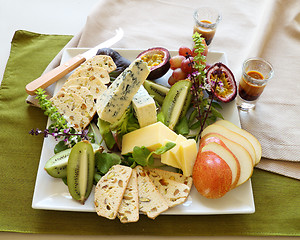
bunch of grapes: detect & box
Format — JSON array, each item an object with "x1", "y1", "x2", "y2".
[{"x1": 168, "y1": 42, "x2": 208, "y2": 86}]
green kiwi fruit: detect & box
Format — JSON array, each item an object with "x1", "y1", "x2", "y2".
[
  {"x1": 158, "y1": 80, "x2": 192, "y2": 130},
  {"x1": 44, "y1": 148, "x2": 72, "y2": 178},
  {"x1": 67, "y1": 140, "x2": 95, "y2": 204},
  {"x1": 143, "y1": 80, "x2": 169, "y2": 105},
  {"x1": 44, "y1": 143, "x2": 100, "y2": 179}
]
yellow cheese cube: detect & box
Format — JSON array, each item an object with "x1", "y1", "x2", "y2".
[
  {"x1": 121, "y1": 122, "x2": 178, "y2": 155},
  {"x1": 178, "y1": 139, "x2": 198, "y2": 176},
  {"x1": 161, "y1": 135, "x2": 186, "y2": 169}
]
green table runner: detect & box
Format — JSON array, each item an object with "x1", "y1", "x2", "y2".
[{"x1": 0, "y1": 30, "x2": 299, "y2": 236}]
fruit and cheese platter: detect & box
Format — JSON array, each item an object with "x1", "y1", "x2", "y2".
[{"x1": 32, "y1": 34, "x2": 259, "y2": 222}]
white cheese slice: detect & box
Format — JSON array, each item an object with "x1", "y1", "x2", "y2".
[
  {"x1": 96, "y1": 59, "x2": 150, "y2": 124},
  {"x1": 132, "y1": 85, "x2": 157, "y2": 128}
]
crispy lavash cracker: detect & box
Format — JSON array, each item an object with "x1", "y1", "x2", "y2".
[
  {"x1": 135, "y1": 166, "x2": 169, "y2": 219},
  {"x1": 68, "y1": 65, "x2": 110, "y2": 84},
  {"x1": 81, "y1": 55, "x2": 117, "y2": 73},
  {"x1": 145, "y1": 167, "x2": 193, "y2": 189},
  {"x1": 146, "y1": 168, "x2": 192, "y2": 208},
  {"x1": 60, "y1": 85, "x2": 96, "y2": 114},
  {"x1": 63, "y1": 76, "x2": 107, "y2": 99},
  {"x1": 117, "y1": 169, "x2": 139, "y2": 223},
  {"x1": 50, "y1": 89, "x2": 94, "y2": 131},
  {"x1": 94, "y1": 165, "x2": 132, "y2": 220}
]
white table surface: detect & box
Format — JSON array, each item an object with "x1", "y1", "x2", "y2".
[{"x1": 0, "y1": 0, "x2": 298, "y2": 239}]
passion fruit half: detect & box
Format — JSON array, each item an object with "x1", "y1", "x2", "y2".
[
  {"x1": 137, "y1": 47, "x2": 170, "y2": 80},
  {"x1": 206, "y1": 62, "x2": 237, "y2": 103}
]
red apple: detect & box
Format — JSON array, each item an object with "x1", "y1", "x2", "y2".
[{"x1": 193, "y1": 151, "x2": 232, "y2": 199}]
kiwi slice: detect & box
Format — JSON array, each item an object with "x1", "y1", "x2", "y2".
[
  {"x1": 44, "y1": 148, "x2": 72, "y2": 178},
  {"x1": 44, "y1": 143, "x2": 100, "y2": 179},
  {"x1": 158, "y1": 80, "x2": 192, "y2": 130},
  {"x1": 143, "y1": 80, "x2": 169, "y2": 105},
  {"x1": 67, "y1": 140, "x2": 95, "y2": 204}
]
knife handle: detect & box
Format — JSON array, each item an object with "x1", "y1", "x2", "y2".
[{"x1": 25, "y1": 54, "x2": 86, "y2": 95}]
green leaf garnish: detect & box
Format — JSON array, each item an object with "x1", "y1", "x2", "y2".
[{"x1": 95, "y1": 152, "x2": 122, "y2": 175}]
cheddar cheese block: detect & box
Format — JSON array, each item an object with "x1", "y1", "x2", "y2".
[
  {"x1": 160, "y1": 134, "x2": 187, "y2": 169},
  {"x1": 117, "y1": 169, "x2": 139, "y2": 223},
  {"x1": 135, "y1": 166, "x2": 168, "y2": 219},
  {"x1": 121, "y1": 121, "x2": 178, "y2": 155},
  {"x1": 94, "y1": 165, "x2": 132, "y2": 220}
]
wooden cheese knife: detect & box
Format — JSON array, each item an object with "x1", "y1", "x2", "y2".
[{"x1": 25, "y1": 28, "x2": 124, "y2": 95}]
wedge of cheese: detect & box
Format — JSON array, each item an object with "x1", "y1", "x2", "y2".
[
  {"x1": 178, "y1": 139, "x2": 198, "y2": 176},
  {"x1": 132, "y1": 85, "x2": 157, "y2": 128},
  {"x1": 96, "y1": 59, "x2": 150, "y2": 124},
  {"x1": 160, "y1": 134, "x2": 187, "y2": 169},
  {"x1": 121, "y1": 121, "x2": 178, "y2": 155}
]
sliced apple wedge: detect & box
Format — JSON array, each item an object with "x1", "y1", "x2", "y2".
[
  {"x1": 200, "y1": 133, "x2": 254, "y2": 187},
  {"x1": 201, "y1": 124, "x2": 257, "y2": 166},
  {"x1": 193, "y1": 151, "x2": 233, "y2": 199},
  {"x1": 200, "y1": 142, "x2": 240, "y2": 189},
  {"x1": 214, "y1": 120, "x2": 262, "y2": 165}
]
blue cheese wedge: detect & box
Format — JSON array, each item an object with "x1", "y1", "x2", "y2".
[
  {"x1": 132, "y1": 85, "x2": 157, "y2": 128},
  {"x1": 96, "y1": 59, "x2": 150, "y2": 124}
]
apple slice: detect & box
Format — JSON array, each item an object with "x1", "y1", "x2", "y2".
[
  {"x1": 214, "y1": 120, "x2": 262, "y2": 165},
  {"x1": 193, "y1": 151, "x2": 232, "y2": 199},
  {"x1": 201, "y1": 124, "x2": 256, "y2": 166},
  {"x1": 200, "y1": 142, "x2": 240, "y2": 189},
  {"x1": 200, "y1": 133, "x2": 254, "y2": 187}
]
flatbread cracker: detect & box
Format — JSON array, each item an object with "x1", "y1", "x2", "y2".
[
  {"x1": 135, "y1": 166, "x2": 168, "y2": 219},
  {"x1": 94, "y1": 165, "x2": 132, "y2": 220},
  {"x1": 117, "y1": 169, "x2": 139, "y2": 223},
  {"x1": 63, "y1": 76, "x2": 107, "y2": 99},
  {"x1": 68, "y1": 65, "x2": 110, "y2": 84},
  {"x1": 146, "y1": 168, "x2": 191, "y2": 207},
  {"x1": 81, "y1": 55, "x2": 117, "y2": 73}
]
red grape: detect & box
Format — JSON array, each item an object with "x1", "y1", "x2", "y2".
[
  {"x1": 181, "y1": 57, "x2": 194, "y2": 74},
  {"x1": 179, "y1": 46, "x2": 192, "y2": 57},
  {"x1": 169, "y1": 55, "x2": 185, "y2": 70},
  {"x1": 172, "y1": 68, "x2": 187, "y2": 80}
]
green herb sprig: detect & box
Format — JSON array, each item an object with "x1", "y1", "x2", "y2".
[
  {"x1": 187, "y1": 32, "x2": 223, "y2": 141},
  {"x1": 30, "y1": 88, "x2": 94, "y2": 152}
]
